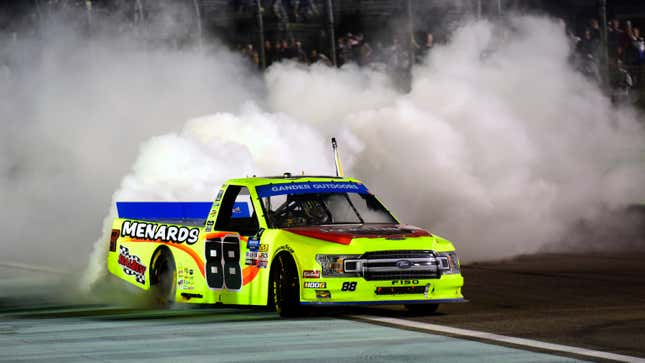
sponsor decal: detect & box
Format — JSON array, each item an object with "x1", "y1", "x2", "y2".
[
  {"x1": 245, "y1": 237, "x2": 268, "y2": 268},
  {"x1": 304, "y1": 281, "x2": 327, "y2": 289},
  {"x1": 109, "y1": 229, "x2": 119, "y2": 252},
  {"x1": 215, "y1": 190, "x2": 224, "y2": 202},
  {"x1": 118, "y1": 246, "x2": 146, "y2": 284},
  {"x1": 316, "y1": 290, "x2": 331, "y2": 299},
  {"x1": 303, "y1": 270, "x2": 320, "y2": 278},
  {"x1": 276, "y1": 244, "x2": 294, "y2": 254},
  {"x1": 178, "y1": 266, "x2": 196, "y2": 291},
  {"x1": 121, "y1": 220, "x2": 199, "y2": 245},
  {"x1": 205, "y1": 220, "x2": 214, "y2": 232},
  {"x1": 178, "y1": 279, "x2": 194, "y2": 290},
  {"x1": 247, "y1": 237, "x2": 260, "y2": 252},
  {"x1": 245, "y1": 251, "x2": 258, "y2": 266},
  {"x1": 256, "y1": 182, "x2": 369, "y2": 197},
  {"x1": 391, "y1": 280, "x2": 420, "y2": 285},
  {"x1": 258, "y1": 251, "x2": 269, "y2": 269}
]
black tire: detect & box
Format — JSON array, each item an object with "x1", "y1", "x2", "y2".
[
  {"x1": 149, "y1": 247, "x2": 176, "y2": 308},
  {"x1": 405, "y1": 303, "x2": 439, "y2": 314},
  {"x1": 269, "y1": 253, "x2": 301, "y2": 317}
]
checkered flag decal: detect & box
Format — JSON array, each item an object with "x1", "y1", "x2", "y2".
[{"x1": 118, "y1": 246, "x2": 147, "y2": 284}]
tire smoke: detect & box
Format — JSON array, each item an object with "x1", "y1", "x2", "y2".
[{"x1": 1, "y1": 9, "x2": 643, "y2": 293}]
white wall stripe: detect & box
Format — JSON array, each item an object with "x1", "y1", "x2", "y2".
[
  {"x1": 352, "y1": 315, "x2": 645, "y2": 363},
  {"x1": 0, "y1": 262, "x2": 64, "y2": 274}
]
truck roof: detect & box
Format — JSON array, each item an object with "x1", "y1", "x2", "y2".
[
  {"x1": 225, "y1": 175, "x2": 364, "y2": 187},
  {"x1": 115, "y1": 175, "x2": 368, "y2": 224}
]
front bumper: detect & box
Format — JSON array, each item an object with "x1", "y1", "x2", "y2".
[
  {"x1": 301, "y1": 298, "x2": 466, "y2": 306},
  {"x1": 300, "y1": 273, "x2": 464, "y2": 305}
]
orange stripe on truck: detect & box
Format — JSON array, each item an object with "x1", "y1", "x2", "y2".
[
  {"x1": 127, "y1": 239, "x2": 206, "y2": 278},
  {"x1": 125, "y1": 235, "x2": 260, "y2": 285},
  {"x1": 242, "y1": 266, "x2": 259, "y2": 285}
]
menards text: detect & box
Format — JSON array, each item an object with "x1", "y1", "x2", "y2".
[{"x1": 121, "y1": 221, "x2": 200, "y2": 244}]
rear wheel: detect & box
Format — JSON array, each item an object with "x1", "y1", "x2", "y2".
[
  {"x1": 269, "y1": 253, "x2": 301, "y2": 317},
  {"x1": 405, "y1": 303, "x2": 439, "y2": 314},
  {"x1": 149, "y1": 247, "x2": 176, "y2": 308}
]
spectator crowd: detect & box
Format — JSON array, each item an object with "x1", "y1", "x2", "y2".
[
  {"x1": 238, "y1": 31, "x2": 435, "y2": 73},
  {"x1": 574, "y1": 18, "x2": 644, "y2": 67},
  {"x1": 572, "y1": 18, "x2": 645, "y2": 101},
  {"x1": 239, "y1": 39, "x2": 331, "y2": 67},
  {"x1": 235, "y1": 12, "x2": 642, "y2": 103}
]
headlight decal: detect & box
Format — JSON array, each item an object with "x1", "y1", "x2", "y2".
[
  {"x1": 316, "y1": 254, "x2": 362, "y2": 277},
  {"x1": 438, "y1": 251, "x2": 461, "y2": 274}
]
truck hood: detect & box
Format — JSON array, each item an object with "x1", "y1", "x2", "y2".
[{"x1": 283, "y1": 224, "x2": 431, "y2": 245}]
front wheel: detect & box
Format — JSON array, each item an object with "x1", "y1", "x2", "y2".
[
  {"x1": 405, "y1": 303, "x2": 439, "y2": 314},
  {"x1": 149, "y1": 248, "x2": 176, "y2": 308},
  {"x1": 269, "y1": 254, "x2": 301, "y2": 317}
]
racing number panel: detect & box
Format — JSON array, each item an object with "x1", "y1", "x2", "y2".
[
  {"x1": 205, "y1": 184, "x2": 256, "y2": 292},
  {"x1": 205, "y1": 235, "x2": 242, "y2": 291}
]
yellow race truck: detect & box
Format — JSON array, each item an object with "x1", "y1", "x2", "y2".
[{"x1": 107, "y1": 142, "x2": 464, "y2": 316}]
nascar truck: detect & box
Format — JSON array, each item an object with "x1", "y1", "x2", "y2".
[{"x1": 107, "y1": 141, "x2": 464, "y2": 316}]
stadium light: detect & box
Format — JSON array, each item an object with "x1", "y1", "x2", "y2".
[
  {"x1": 85, "y1": 0, "x2": 93, "y2": 32},
  {"x1": 326, "y1": 0, "x2": 337, "y2": 67},
  {"x1": 193, "y1": 0, "x2": 203, "y2": 50},
  {"x1": 256, "y1": 0, "x2": 266, "y2": 70}
]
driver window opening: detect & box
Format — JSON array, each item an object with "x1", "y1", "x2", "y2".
[
  {"x1": 262, "y1": 192, "x2": 397, "y2": 228},
  {"x1": 215, "y1": 186, "x2": 259, "y2": 236},
  {"x1": 264, "y1": 194, "x2": 331, "y2": 228}
]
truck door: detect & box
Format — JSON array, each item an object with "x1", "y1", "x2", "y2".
[
  {"x1": 204, "y1": 185, "x2": 260, "y2": 292},
  {"x1": 215, "y1": 186, "x2": 260, "y2": 236}
]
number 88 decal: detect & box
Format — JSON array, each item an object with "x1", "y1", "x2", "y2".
[
  {"x1": 341, "y1": 282, "x2": 357, "y2": 291},
  {"x1": 205, "y1": 235, "x2": 242, "y2": 290}
]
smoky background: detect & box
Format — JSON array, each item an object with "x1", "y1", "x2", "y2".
[
  {"x1": 0, "y1": 1, "x2": 262, "y2": 269},
  {"x1": 0, "y1": 1, "x2": 643, "y2": 293}
]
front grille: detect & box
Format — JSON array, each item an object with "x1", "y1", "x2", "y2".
[
  {"x1": 345, "y1": 250, "x2": 443, "y2": 281},
  {"x1": 362, "y1": 250, "x2": 435, "y2": 259}
]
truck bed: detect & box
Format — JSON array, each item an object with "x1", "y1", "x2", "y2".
[{"x1": 116, "y1": 202, "x2": 211, "y2": 227}]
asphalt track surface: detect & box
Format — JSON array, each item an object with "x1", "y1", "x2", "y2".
[{"x1": 0, "y1": 252, "x2": 644, "y2": 362}]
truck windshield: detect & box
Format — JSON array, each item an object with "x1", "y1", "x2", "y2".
[{"x1": 262, "y1": 192, "x2": 397, "y2": 228}]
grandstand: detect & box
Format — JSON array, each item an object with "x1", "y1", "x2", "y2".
[{"x1": 2, "y1": 0, "x2": 645, "y2": 104}]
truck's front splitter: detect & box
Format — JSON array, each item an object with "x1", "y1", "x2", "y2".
[{"x1": 300, "y1": 298, "x2": 467, "y2": 306}]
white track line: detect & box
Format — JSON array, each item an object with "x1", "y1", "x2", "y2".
[
  {"x1": 352, "y1": 315, "x2": 645, "y2": 363},
  {"x1": 0, "y1": 261, "x2": 64, "y2": 274}
]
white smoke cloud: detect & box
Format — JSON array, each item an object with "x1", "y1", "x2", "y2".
[
  {"x1": 264, "y1": 16, "x2": 645, "y2": 261},
  {"x1": 1, "y1": 7, "x2": 643, "y2": 293},
  {"x1": 0, "y1": 9, "x2": 260, "y2": 268}
]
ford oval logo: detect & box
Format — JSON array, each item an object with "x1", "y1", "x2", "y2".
[{"x1": 396, "y1": 260, "x2": 413, "y2": 269}]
